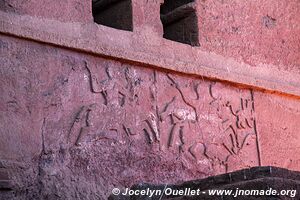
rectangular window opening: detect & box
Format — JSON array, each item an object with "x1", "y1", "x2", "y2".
[
  {"x1": 92, "y1": 0, "x2": 133, "y2": 31},
  {"x1": 160, "y1": 0, "x2": 199, "y2": 46}
]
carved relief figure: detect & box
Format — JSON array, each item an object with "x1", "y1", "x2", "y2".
[{"x1": 68, "y1": 61, "x2": 260, "y2": 174}]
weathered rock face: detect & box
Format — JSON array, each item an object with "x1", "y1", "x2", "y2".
[
  {"x1": 0, "y1": 0, "x2": 300, "y2": 199},
  {"x1": 0, "y1": 35, "x2": 261, "y2": 199},
  {"x1": 197, "y1": 0, "x2": 300, "y2": 71},
  {"x1": 255, "y1": 93, "x2": 300, "y2": 170}
]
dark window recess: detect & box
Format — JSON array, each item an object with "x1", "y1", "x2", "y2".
[
  {"x1": 160, "y1": 0, "x2": 199, "y2": 46},
  {"x1": 92, "y1": 0, "x2": 133, "y2": 31}
]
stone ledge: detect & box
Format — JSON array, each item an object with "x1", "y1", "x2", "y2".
[{"x1": 1, "y1": 11, "x2": 300, "y2": 98}]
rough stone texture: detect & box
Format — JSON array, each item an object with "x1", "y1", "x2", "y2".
[
  {"x1": 1, "y1": 0, "x2": 299, "y2": 71},
  {"x1": 1, "y1": 9, "x2": 299, "y2": 98},
  {"x1": 0, "y1": 0, "x2": 300, "y2": 199},
  {"x1": 109, "y1": 166, "x2": 300, "y2": 199},
  {"x1": 0, "y1": 34, "x2": 261, "y2": 199},
  {"x1": 254, "y1": 93, "x2": 300, "y2": 171},
  {"x1": 0, "y1": 0, "x2": 92, "y2": 23},
  {"x1": 197, "y1": 0, "x2": 300, "y2": 72}
]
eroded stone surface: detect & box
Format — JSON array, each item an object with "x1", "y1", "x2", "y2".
[
  {"x1": 197, "y1": 0, "x2": 300, "y2": 72},
  {"x1": 0, "y1": 34, "x2": 261, "y2": 199},
  {"x1": 254, "y1": 93, "x2": 300, "y2": 171}
]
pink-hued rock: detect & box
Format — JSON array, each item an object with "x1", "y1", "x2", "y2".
[
  {"x1": 255, "y1": 92, "x2": 300, "y2": 171},
  {"x1": 0, "y1": 34, "x2": 260, "y2": 199},
  {"x1": 111, "y1": 166, "x2": 300, "y2": 200},
  {"x1": 0, "y1": 0, "x2": 299, "y2": 199},
  {"x1": 0, "y1": 0, "x2": 92, "y2": 22}
]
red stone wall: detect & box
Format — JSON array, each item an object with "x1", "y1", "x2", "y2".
[
  {"x1": 197, "y1": 0, "x2": 300, "y2": 71},
  {"x1": 0, "y1": 0, "x2": 300, "y2": 199},
  {"x1": 1, "y1": 0, "x2": 299, "y2": 69},
  {"x1": 255, "y1": 93, "x2": 300, "y2": 170},
  {"x1": 0, "y1": 35, "x2": 260, "y2": 198},
  {"x1": 0, "y1": 0, "x2": 92, "y2": 23}
]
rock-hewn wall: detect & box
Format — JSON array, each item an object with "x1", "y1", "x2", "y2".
[
  {"x1": 0, "y1": 0, "x2": 300, "y2": 199},
  {"x1": 0, "y1": 35, "x2": 261, "y2": 199}
]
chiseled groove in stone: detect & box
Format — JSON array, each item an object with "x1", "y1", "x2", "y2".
[{"x1": 0, "y1": 11, "x2": 300, "y2": 98}]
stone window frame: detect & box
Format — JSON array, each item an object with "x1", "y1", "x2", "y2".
[
  {"x1": 0, "y1": 0, "x2": 298, "y2": 98},
  {"x1": 91, "y1": 0, "x2": 200, "y2": 46},
  {"x1": 92, "y1": 0, "x2": 133, "y2": 31},
  {"x1": 160, "y1": 0, "x2": 199, "y2": 46}
]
